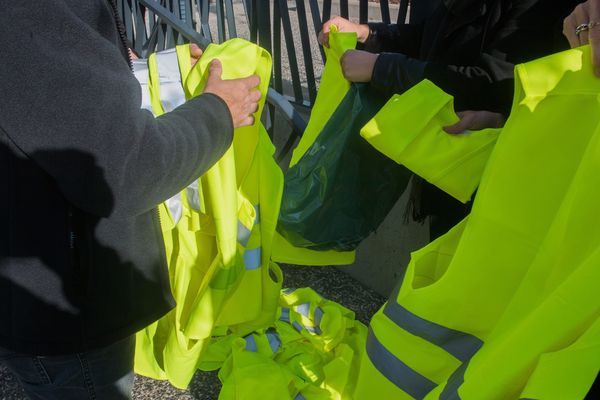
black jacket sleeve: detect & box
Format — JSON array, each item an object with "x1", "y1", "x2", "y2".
[
  {"x1": 358, "y1": 22, "x2": 425, "y2": 57},
  {"x1": 366, "y1": 0, "x2": 578, "y2": 114},
  {"x1": 0, "y1": 1, "x2": 233, "y2": 218}
]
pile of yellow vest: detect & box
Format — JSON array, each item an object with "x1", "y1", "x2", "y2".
[{"x1": 132, "y1": 39, "x2": 285, "y2": 389}]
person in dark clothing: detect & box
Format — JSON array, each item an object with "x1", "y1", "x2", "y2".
[
  {"x1": 564, "y1": 3, "x2": 600, "y2": 397},
  {"x1": 319, "y1": 0, "x2": 581, "y2": 239},
  {"x1": 0, "y1": 1, "x2": 260, "y2": 398}
]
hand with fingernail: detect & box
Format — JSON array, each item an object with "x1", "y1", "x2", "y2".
[{"x1": 203, "y1": 59, "x2": 261, "y2": 128}]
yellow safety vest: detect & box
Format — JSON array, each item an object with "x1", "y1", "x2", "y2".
[
  {"x1": 271, "y1": 25, "x2": 357, "y2": 266},
  {"x1": 199, "y1": 287, "x2": 368, "y2": 399},
  {"x1": 354, "y1": 46, "x2": 600, "y2": 399},
  {"x1": 361, "y1": 79, "x2": 500, "y2": 203},
  {"x1": 133, "y1": 39, "x2": 284, "y2": 389}
]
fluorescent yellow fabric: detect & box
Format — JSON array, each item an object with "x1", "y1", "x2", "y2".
[
  {"x1": 518, "y1": 316, "x2": 600, "y2": 400},
  {"x1": 289, "y1": 25, "x2": 357, "y2": 166},
  {"x1": 134, "y1": 40, "x2": 284, "y2": 389},
  {"x1": 355, "y1": 46, "x2": 600, "y2": 399},
  {"x1": 361, "y1": 79, "x2": 500, "y2": 203},
  {"x1": 272, "y1": 26, "x2": 357, "y2": 266},
  {"x1": 200, "y1": 288, "x2": 367, "y2": 400}
]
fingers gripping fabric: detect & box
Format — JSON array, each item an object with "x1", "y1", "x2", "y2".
[{"x1": 133, "y1": 40, "x2": 284, "y2": 389}]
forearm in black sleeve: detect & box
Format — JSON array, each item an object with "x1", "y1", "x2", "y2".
[
  {"x1": 358, "y1": 22, "x2": 424, "y2": 56},
  {"x1": 369, "y1": 52, "x2": 427, "y2": 95},
  {"x1": 0, "y1": 2, "x2": 233, "y2": 218}
]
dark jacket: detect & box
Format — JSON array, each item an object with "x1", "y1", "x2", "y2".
[
  {"x1": 0, "y1": 0, "x2": 233, "y2": 355},
  {"x1": 362, "y1": 0, "x2": 580, "y2": 115}
]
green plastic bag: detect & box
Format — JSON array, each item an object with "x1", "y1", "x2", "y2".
[{"x1": 278, "y1": 83, "x2": 412, "y2": 251}]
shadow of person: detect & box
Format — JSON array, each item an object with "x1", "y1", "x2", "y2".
[{"x1": 0, "y1": 142, "x2": 174, "y2": 398}]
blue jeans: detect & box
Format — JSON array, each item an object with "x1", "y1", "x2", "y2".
[{"x1": 0, "y1": 336, "x2": 135, "y2": 400}]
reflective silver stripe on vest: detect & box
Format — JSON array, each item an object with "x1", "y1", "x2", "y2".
[
  {"x1": 266, "y1": 330, "x2": 282, "y2": 353},
  {"x1": 154, "y1": 49, "x2": 187, "y2": 225},
  {"x1": 244, "y1": 334, "x2": 258, "y2": 352},
  {"x1": 296, "y1": 303, "x2": 310, "y2": 318},
  {"x1": 237, "y1": 221, "x2": 252, "y2": 247},
  {"x1": 292, "y1": 321, "x2": 303, "y2": 333},
  {"x1": 383, "y1": 285, "x2": 483, "y2": 363},
  {"x1": 164, "y1": 194, "x2": 183, "y2": 225},
  {"x1": 243, "y1": 247, "x2": 262, "y2": 270},
  {"x1": 131, "y1": 59, "x2": 153, "y2": 112},
  {"x1": 439, "y1": 361, "x2": 468, "y2": 400},
  {"x1": 314, "y1": 307, "x2": 324, "y2": 326},
  {"x1": 280, "y1": 307, "x2": 290, "y2": 323},
  {"x1": 154, "y1": 48, "x2": 186, "y2": 112},
  {"x1": 238, "y1": 205, "x2": 260, "y2": 247},
  {"x1": 283, "y1": 287, "x2": 296, "y2": 295},
  {"x1": 304, "y1": 325, "x2": 322, "y2": 335},
  {"x1": 238, "y1": 205, "x2": 261, "y2": 269},
  {"x1": 294, "y1": 303, "x2": 323, "y2": 335},
  {"x1": 244, "y1": 331, "x2": 281, "y2": 354},
  {"x1": 186, "y1": 180, "x2": 201, "y2": 211},
  {"x1": 294, "y1": 393, "x2": 306, "y2": 400},
  {"x1": 366, "y1": 327, "x2": 437, "y2": 400}
]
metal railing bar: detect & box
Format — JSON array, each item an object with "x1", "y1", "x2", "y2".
[
  {"x1": 138, "y1": 0, "x2": 210, "y2": 47},
  {"x1": 256, "y1": 0, "x2": 272, "y2": 54},
  {"x1": 215, "y1": 0, "x2": 226, "y2": 42},
  {"x1": 224, "y1": 0, "x2": 238, "y2": 40},
  {"x1": 277, "y1": 0, "x2": 304, "y2": 103},
  {"x1": 199, "y1": 0, "x2": 213, "y2": 43},
  {"x1": 380, "y1": 0, "x2": 391, "y2": 24},
  {"x1": 397, "y1": 0, "x2": 408, "y2": 24},
  {"x1": 295, "y1": 0, "x2": 317, "y2": 104},
  {"x1": 308, "y1": 0, "x2": 325, "y2": 62},
  {"x1": 359, "y1": 0, "x2": 368, "y2": 23},
  {"x1": 340, "y1": 0, "x2": 349, "y2": 19},
  {"x1": 322, "y1": 0, "x2": 332, "y2": 24},
  {"x1": 272, "y1": 0, "x2": 284, "y2": 94}
]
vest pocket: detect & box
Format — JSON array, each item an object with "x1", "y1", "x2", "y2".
[{"x1": 406, "y1": 217, "x2": 468, "y2": 291}]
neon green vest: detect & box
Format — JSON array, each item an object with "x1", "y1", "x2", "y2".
[
  {"x1": 361, "y1": 79, "x2": 500, "y2": 203},
  {"x1": 271, "y1": 26, "x2": 357, "y2": 266},
  {"x1": 132, "y1": 40, "x2": 284, "y2": 389},
  {"x1": 199, "y1": 287, "x2": 368, "y2": 399},
  {"x1": 354, "y1": 46, "x2": 600, "y2": 399}
]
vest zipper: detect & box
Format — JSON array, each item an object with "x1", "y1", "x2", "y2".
[{"x1": 106, "y1": 0, "x2": 133, "y2": 71}]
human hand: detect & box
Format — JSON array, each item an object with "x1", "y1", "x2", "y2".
[
  {"x1": 318, "y1": 16, "x2": 370, "y2": 48},
  {"x1": 204, "y1": 59, "x2": 261, "y2": 128},
  {"x1": 128, "y1": 48, "x2": 139, "y2": 60},
  {"x1": 340, "y1": 50, "x2": 379, "y2": 82},
  {"x1": 443, "y1": 111, "x2": 506, "y2": 134},
  {"x1": 190, "y1": 43, "x2": 203, "y2": 67},
  {"x1": 563, "y1": 0, "x2": 600, "y2": 77}
]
